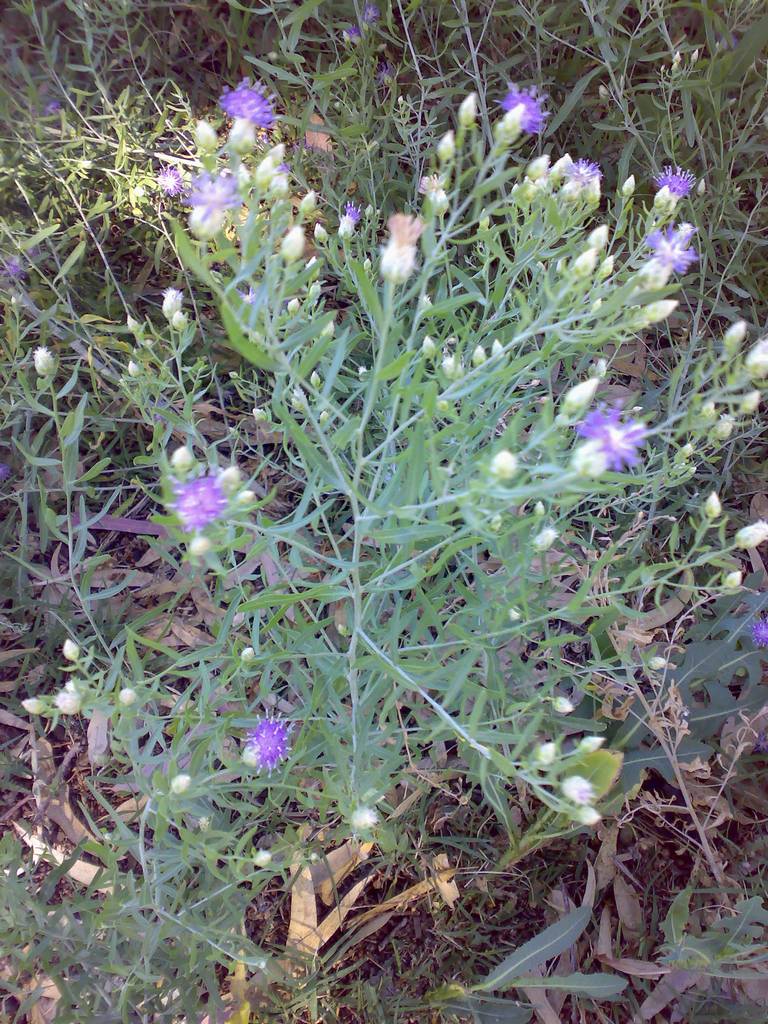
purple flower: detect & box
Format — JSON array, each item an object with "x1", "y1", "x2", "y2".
[
  {"x1": 376, "y1": 60, "x2": 395, "y2": 86},
  {"x1": 156, "y1": 166, "x2": 185, "y2": 197},
  {"x1": 172, "y1": 475, "x2": 228, "y2": 531},
  {"x1": 362, "y1": 3, "x2": 380, "y2": 23},
  {"x1": 344, "y1": 201, "x2": 362, "y2": 224},
  {"x1": 752, "y1": 618, "x2": 768, "y2": 648},
  {"x1": 0, "y1": 463, "x2": 11, "y2": 482},
  {"x1": 239, "y1": 286, "x2": 258, "y2": 305},
  {"x1": 219, "y1": 79, "x2": 275, "y2": 129},
  {"x1": 188, "y1": 173, "x2": 240, "y2": 216},
  {"x1": 343, "y1": 24, "x2": 362, "y2": 43},
  {"x1": 576, "y1": 406, "x2": 648, "y2": 471},
  {"x1": 646, "y1": 223, "x2": 698, "y2": 274},
  {"x1": 500, "y1": 84, "x2": 548, "y2": 134},
  {"x1": 43, "y1": 100, "x2": 61, "y2": 115},
  {"x1": 654, "y1": 165, "x2": 696, "y2": 198},
  {"x1": 565, "y1": 159, "x2": 602, "y2": 187},
  {"x1": 244, "y1": 717, "x2": 291, "y2": 773},
  {"x1": 277, "y1": 162, "x2": 290, "y2": 174},
  {"x1": 1, "y1": 256, "x2": 25, "y2": 281}
]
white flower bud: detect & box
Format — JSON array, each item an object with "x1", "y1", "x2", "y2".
[
  {"x1": 713, "y1": 414, "x2": 735, "y2": 440},
  {"x1": 647, "y1": 656, "x2": 667, "y2": 672},
  {"x1": 254, "y1": 849, "x2": 272, "y2": 867},
  {"x1": 437, "y1": 130, "x2": 455, "y2": 162},
  {"x1": 363, "y1": 257, "x2": 372, "y2": 271},
  {"x1": 320, "y1": 319, "x2": 335, "y2": 339},
  {"x1": 740, "y1": 390, "x2": 760, "y2": 414},
  {"x1": 571, "y1": 248, "x2": 599, "y2": 279},
  {"x1": 575, "y1": 806, "x2": 602, "y2": 825},
  {"x1": 161, "y1": 289, "x2": 183, "y2": 320},
  {"x1": 533, "y1": 501, "x2": 545, "y2": 517},
  {"x1": 653, "y1": 185, "x2": 678, "y2": 213},
  {"x1": 571, "y1": 440, "x2": 608, "y2": 478},
  {"x1": 219, "y1": 466, "x2": 242, "y2": 493},
  {"x1": 241, "y1": 646, "x2": 256, "y2": 662},
  {"x1": 170, "y1": 773, "x2": 191, "y2": 794},
  {"x1": 723, "y1": 570, "x2": 742, "y2": 589},
  {"x1": 704, "y1": 491, "x2": 722, "y2": 519},
  {"x1": 254, "y1": 155, "x2": 276, "y2": 189},
  {"x1": 562, "y1": 377, "x2": 599, "y2": 416},
  {"x1": 745, "y1": 338, "x2": 768, "y2": 378},
  {"x1": 587, "y1": 225, "x2": 609, "y2": 250},
  {"x1": 194, "y1": 120, "x2": 217, "y2": 152},
  {"x1": 318, "y1": 409, "x2": 330, "y2": 425},
  {"x1": 723, "y1": 320, "x2": 747, "y2": 352},
  {"x1": 171, "y1": 445, "x2": 195, "y2": 471},
  {"x1": 696, "y1": 178, "x2": 706, "y2": 195},
  {"x1": 309, "y1": 371, "x2": 321, "y2": 390},
  {"x1": 271, "y1": 176, "x2": 290, "y2": 200},
  {"x1": 620, "y1": 174, "x2": 636, "y2": 198},
  {"x1": 735, "y1": 521, "x2": 768, "y2": 548},
  {"x1": 679, "y1": 443, "x2": 694, "y2": 458},
  {"x1": 641, "y1": 300, "x2": 678, "y2": 324},
  {"x1": 598, "y1": 255, "x2": 615, "y2": 280},
  {"x1": 471, "y1": 344, "x2": 486, "y2": 367},
  {"x1": 169, "y1": 311, "x2": 187, "y2": 333},
  {"x1": 526, "y1": 155, "x2": 550, "y2": 181},
  {"x1": 189, "y1": 535, "x2": 212, "y2": 557},
  {"x1": 22, "y1": 698, "x2": 45, "y2": 714},
  {"x1": 381, "y1": 239, "x2": 418, "y2": 283},
  {"x1": 229, "y1": 117, "x2": 255, "y2": 153},
  {"x1": 281, "y1": 226, "x2": 305, "y2": 262},
  {"x1": 62, "y1": 639, "x2": 80, "y2": 662},
  {"x1": 55, "y1": 688, "x2": 82, "y2": 715},
  {"x1": 598, "y1": 84, "x2": 610, "y2": 100},
  {"x1": 639, "y1": 258, "x2": 673, "y2": 290},
  {"x1": 127, "y1": 360, "x2": 141, "y2": 378},
  {"x1": 422, "y1": 335, "x2": 436, "y2": 356},
  {"x1": 700, "y1": 401, "x2": 717, "y2": 422},
  {"x1": 508, "y1": 607, "x2": 522, "y2": 622},
  {"x1": 442, "y1": 353, "x2": 461, "y2": 379},
  {"x1": 552, "y1": 695, "x2": 574, "y2": 714},
  {"x1": 419, "y1": 294, "x2": 432, "y2": 311},
  {"x1": 253, "y1": 407, "x2": 268, "y2": 423},
  {"x1": 350, "y1": 806, "x2": 379, "y2": 831},
  {"x1": 127, "y1": 315, "x2": 141, "y2": 333},
  {"x1": 458, "y1": 92, "x2": 478, "y2": 127},
  {"x1": 189, "y1": 206, "x2": 226, "y2": 240},
  {"x1": 561, "y1": 775, "x2": 595, "y2": 805},
  {"x1": 119, "y1": 687, "x2": 137, "y2": 706},
  {"x1": 491, "y1": 338, "x2": 504, "y2": 358},
  {"x1": 535, "y1": 742, "x2": 557, "y2": 766},
  {"x1": 338, "y1": 214, "x2": 355, "y2": 239},
  {"x1": 33, "y1": 346, "x2": 56, "y2": 376},
  {"x1": 495, "y1": 105, "x2": 523, "y2": 144},
  {"x1": 577, "y1": 736, "x2": 605, "y2": 754},
  {"x1": 533, "y1": 526, "x2": 558, "y2": 551},
  {"x1": 549, "y1": 154, "x2": 573, "y2": 183},
  {"x1": 299, "y1": 191, "x2": 317, "y2": 216},
  {"x1": 237, "y1": 489, "x2": 255, "y2": 504},
  {"x1": 489, "y1": 449, "x2": 518, "y2": 481}
]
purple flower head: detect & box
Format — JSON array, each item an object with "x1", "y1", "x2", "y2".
[
  {"x1": 344, "y1": 201, "x2": 362, "y2": 224},
  {"x1": 376, "y1": 60, "x2": 395, "y2": 86},
  {"x1": 239, "y1": 286, "x2": 258, "y2": 305},
  {"x1": 156, "y1": 166, "x2": 185, "y2": 197},
  {"x1": 646, "y1": 223, "x2": 698, "y2": 274},
  {"x1": 500, "y1": 84, "x2": 548, "y2": 134},
  {"x1": 343, "y1": 24, "x2": 362, "y2": 43},
  {"x1": 576, "y1": 406, "x2": 648, "y2": 471},
  {"x1": 752, "y1": 618, "x2": 768, "y2": 648},
  {"x1": 172, "y1": 474, "x2": 228, "y2": 531},
  {"x1": 1, "y1": 256, "x2": 25, "y2": 281},
  {"x1": 362, "y1": 4, "x2": 381, "y2": 23},
  {"x1": 566, "y1": 159, "x2": 602, "y2": 187},
  {"x1": 43, "y1": 100, "x2": 61, "y2": 115},
  {"x1": 654, "y1": 165, "x2": 696, "y2": 198},
  {"x1": 0, "y1": 463, "x2": 11, "y2": 482},
  {"x1": 276, "y1": 162, "x2": 290, "y2": 174},
  {"x1": 188, "y1": 173, "x2": 240, "y2": 216},
  {"x1": 244, "y1": 716, "x2": 291, "y2": 773},
  {"x1": 219, "y1": 79, "x2": 275, "y2": 129}
]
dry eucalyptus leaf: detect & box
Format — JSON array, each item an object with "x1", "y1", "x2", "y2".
[
  {"x1": 13, "y1": 822, "x2": 113, "y2": 894},
  {"x1": 311, "y1": 840, "x2": 373, "y2": 906},
  {"x1": 305, "y1": 112, "x2": 333, "y2": 154},
  {"x1": 639, "y1": 968, "x2": 700, "y2": 1019},
  {"x1": 613, "y1": 874, "x2": 644, "y2": 937},
  {"x1": 431, "y1": 853, "x2": 460, "y2": 909},
  {"x1": 314, "y1": 875, "x2": 373, "y2": 946},
  {"x1": 30, "y1": 736, "x2": 97, "y2": 846},
  {"x1": 286, "y1": 860, "x2": 319, "y2": 960},
  {"x1": 87, "y1": 709, "x2": 110, "y2": 766}
]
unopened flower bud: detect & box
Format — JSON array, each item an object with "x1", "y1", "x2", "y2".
[
  {"x1": 587, "y1": 225, "x2": 609, "y2": 250},
  {"x1": 575, "y1": 806, "x2": 602, "y2": 825},
  {"x1": 571, "y1": 440, "x2": 608, "y2": 478},
  {"x1": 714, "y1": 414, "x2": 735, "y2": 440},
  {"x1": 299, "y1": 191, "x2": 317, "y2": 216},
  {"x1": 119, "y1": 687, "x2": 137, "y2": 706},
  {"x1": 55, "y1": 689, "x2": 82, "y2": 715},
  {"x1": 22, "y1": 698, "x2": 45, "y2": 714},
  {"x1": 491, "y1": 338, "x2": 504, "y2": 358},
  {"x1": 535, "y1": 742, "x2": 557, "y2": 765},
  {"x1": 508, "y1": 607, "x2": 522, "y2": 622},
  {"x1": 241, "y1": 646, "x2": 256, "y2": 662},
  {"x1": 562, "y1": 775, "x2": 595, "y2": 805},
  {"x1": 441, "y1": 353, "x2": 461, "y2": 379},
  {"x1": 700, "y1": 400, "x2": 717, "y2": 422},
  {"x1": 127, "y1": 360, "x2": 141, "y2": 378},
  {"x1": 723, "y1": 320, "x2": 747, "y2": 352},
  {"x1": 653, "y1": 185, "x2": 678, "y2": 213},
  {"x1": 319, "y1": 409, "x2": 330, "y2": 425},
  {"x1": 320, "y1": 319, "x2": 335, "y2": 339},
  {"x1": 229, "y1": 117, "x2": 255, "y2": 153},
  {"x1": 648, "y1": 656, "x2": 667, "y2": 671},
  {"x1": 577, "y1": 736, "x2": 605, "y2": 754},
  {"x1": 238, "y1": 489, "x2": 255, "y2": 504},
  {"x1": 495, "y1": 105, "x2": 523, "y2": 144},
  {"x1": 552, "y1": 695, "x2": 574, "y2": 714},
  {"x1": 598, "y1": 255, "x2": 615, "y2": 280},
  {"x1": 33, "y1": 346, "x2": 56, "y2": 376},
  {"x1": 194, "y1": 120, "x2": 217, "y2": 152},
  {"x1": 62, "y1": 639, "x2": 80, "y2": 662},
  {"x1": 310, "y1": 224, "x2": 327, "y2": 246},
  {"x1": 254, "y1": 849, "x2": 272, "y2": 867},
  {"x1": 533, "y1": 526, "x2": 558, "y2": 551},
  {"x1": 745, "y1": 338, "x2": 768, "y2": 378},
  {"x1": 127, "y1": 315, "x2": 141, "y2": 334},
  {"x1": 741, "y1": 390, "x2": 760, "y2": 414},
  {"x1": 549, "y1": 154, "x2": 573, "y2": 183},
  {"x1": 281, "y1": 226, "x2": 305, "y2": 262},
  {"x1": 571, "y1": 248, "x2": 599, "y2": 278},
  {"x1": 363, "y1": 257, "x2": 372, "y2": 271},
  {"x1": 285, "y1": 298, "x2": 299, "y2": 315},
  {"x1": 641, "y1": 300, "x2": 678, "y2": 325},
  {"x1": 489, "y1": 449, "x2": 518, "y2": 481},
  {"x1": 189, "y1": 535, "x2": 212, "y2": 557},
  {"x1": 735, "y1": 521, "x2": 768, "y2": 548},
  {"x1": 170, "y1": 773, "x2": 191, "y2": 794},
  {"x1": 472, "y1": 344, "x2": 486, "y2": 367},
  {"x1": 723, "y1": 570, "x2": 742, "y2": 589},
  {"x1": 533, "y1": 501, "x2": 545, "y2": 517},
  {"x1": 620, "y1": 174, "x2": 636, "y2": 198},
  {"x1": 526, "y1": 155, "x2": 550, "y2": 181},
  {"x1": 704, "y1": 491, "x2": 722, "y2": 519},
  {"x1": 171, "y1": 445, "x2": 194, "y2": 471},
  {"x1": 219, "y1": 466, "x2": 241, "y2": 493},
  {"x1": 562, "y1": 377, "x2": 599, "y2": 416},
  {"x1": 437, "y1": 130, "x2": 455, "y2": 162},
  {"x1": 171, "y1": 310, "x2": 188, "y2": 330},
  {"x1": 422, "y1": 335, "x2": 436, "y2": 356},
  {"x1": 696, "y1": 178, "x2": 706, "y2": 195},
  {"x1": 458, "y1": 92, "x2": 478, "y2": 127}
]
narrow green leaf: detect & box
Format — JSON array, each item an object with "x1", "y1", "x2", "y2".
[{"x1": 477, "y1": 907, "x2": 592, "y2": 991}]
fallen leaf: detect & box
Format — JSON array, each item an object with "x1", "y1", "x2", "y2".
[
  {"x1": 305, "y1": 112, "x2": 333, "y2": 154},
  {"x1": 30, "y1": 736, "x2": 98, "y2": 846},
  {"x1": 595, "y1": 824, "x2": 618, "y2": 892},
  {"x1": 286, "y1": 860, "x2": 319, "y2": 961},
  {"x1": 596, "y1": 905, "x2": 613, "y2": 958},
  {"x1": 0, "y1": 708, "x2": 32, "y2": 730},
  {"x1": 311, "y1": 840, "x2": 373, "y2": 906},
  {"x1": 431, "y1": 854, "x2": 460, "y2": 909},
  {"x1": 13, "y1": 822, "x2": 113, "y2": 893},
  {"x1": 521, "y1": 965, "x2": 561, "y2": 1024},
  {"x1": 613, "y1": 875, "x2": 643, "y2": 938},
  {"x1": 639, "y1": 968, "x2": 700, "y2": 1019},
  {"x1": 87, "y1": 710, "x2": 110, "y2": 766},
  {"x1": 597, "y1": 956, "x2": 670, "y2": 978},
  {"x1": 315, "y1": 875, "x2": 374, "y2": 946}
]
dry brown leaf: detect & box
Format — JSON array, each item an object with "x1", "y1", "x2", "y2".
[
  {"x1": 335, "y1": 910, "x2": 395, "y2": 957},
  {"x1": 639, "y1": 968, "x2": 700, "y2": 1019},
  {"x1": 87, "y1": 709, "x2": 110, "y2": 766},
  {"x1": 305, "y1": 112, "x2": 333, "y2": 153},
  {"x1": 613, "y1": 875, "x2": 643, "y2": 938},
  {"x1": 13, "y1": 822, "x2": 113, "y2": 894},
  {"x1": 596, "y1": 905, "x2": 613, "y2": 958},
  {"x1": 286, "y1": 860, "x2": 319, "y2": 960},
  {"x1": 0, "y1": 707, "x2": 32, "y2": 730},
  {"x1": 347, "y1": 870, "x2": 452, "y2": 928},
  {"x1": 431, "y1": 854, "x2": 460, "y2": 909},
  {"x1": 111, "y1": 793, "x2": 149, "y2": 820},
  {"x1": 314, "y1": 875, "x2": 373, "y2": 946},
  {"x1": 521, "y1": 965, "x2": 561, "y2": 1024},
  {"x1": 740, "y1": 974, "x2": 768, "y2": 1007},
  {"x1": 597, "y1": 955, "x2": 670, "y2": 978},
  {"x1": 311, "y1": 840, "x2": 373, "y2": 906},
  {"x1": 595, "y1": 823, "x2": 618, "y2": 892},
  {"x1": 581, "y1": 861, "x2": 596, "y2": 910},
  {"x1": 0, "y1": 646, "x2": 37, "y2": 666},
  {"x1": 30, "y1": 736, "x2": 97, "y2": 846}
]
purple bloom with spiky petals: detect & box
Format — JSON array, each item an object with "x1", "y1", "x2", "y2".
[
  {"x1": 576, "y1": 406, "x2": 648, "y2": 471},
  {"x1": 500, "y1": 84, "x2": 548, "y2": 134},
  {"x1": 654, "y1": 165, "x2": 696, "y2": 198},
  {"x1": 343, "y1": 24, "x2": 362, "y2": 43},
  {"x1": 0, "y1": 463, "x2": 11, "y2": 482},
  {"x1": 1, "y1": 256, "x2": 25, "y2": 281},
  {"x1": 376, "y1": 60, "x2": 395, "y2": 86},
  {"x1": 565, "y1": 159, "x2": 602, "y2": 187},
  {"x1": 244, "y1": 716, "x2": 291, "y2": 773},
  {"x1": 240, "y1": 286, "x2": 258, "y2": 305},
  {"x1": 344, "y1": 201, "x2": 362, "y2": 224},
  {"x1": 646, "y1": 223, "x2": 698, "y2": 274},
  {"x1": 172, "y1": 474, "x2": 228, "y2": 531},
  {"x1": 156, "y1": 166, "x2": 185, "y2": 197},
  {"x1": 219, "y1": 79, "x2": 275, "y2": 129},
  {"x1": 362, "y1": 3, "x2": 381, "y2": 23},
  {"x1": 188, "y1": 173, "x2": 240, "y2": 217},
  {"x1": 752, "y1": 618, "x2": 768, "y2": 648}
]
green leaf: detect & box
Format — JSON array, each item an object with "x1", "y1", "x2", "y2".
[
  {"x1": 348, "y1": 259, "x2": 384, "y2": 324},
  {"x1": 476, "y1": 907, "x2": 592, "y2": 991},
  {"x1": 502, "y1": 972, "x2": 627, "y2": 997},
  {"x1": 54, "y1": 238, "x2": 87, "y2": 283},
  {"x1": 662, "y1": 888, "x2": 691, "y2": 946},
  {"x1": 566, "y1": 750, "x2": 623, "y2": 798}
]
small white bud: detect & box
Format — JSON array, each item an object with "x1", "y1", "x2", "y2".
[
  {"x1": 740, "y1": 390, "x2": 760, "y2": 414},
  {"x1": 571, "y1": 248, "x2": 599, "y2": 278},
  {"x1": 381, "y1": 238, "x2": 419, "y2": 283},
  {"x1": 254, "y1": 156, "x2": 276, "y2": 189},
  {"x1": 253, "y1": 406, "x2": 268, "y2": 423},
  {"x1": 489, "y1": 513, "x2": 503, "y2": 532},
  {"x1": 478, "y1": 212, "x2": 490, "y2": 230},
  {"x1": 723, "y1": 570, "x2": 742, "y2": 589},
  {"x1": 653, "y1": 185, "x2": 678, "y2": 213},
  {"x1": 549, "y1": 154, "x2": 573, "y2": 183},
  {"x1": 533, "y1": 526, "x2": 558, "y2": 551},
  {"x1": 648, "y1": 656, "x2": 667, "y2": 671},
  {"x1": 745, "y1": 338, "x2": 768, "y2": 379},
  {"x1": 284, "y1": 298, "x2": 299, "y2": 316},
  {"x1": 320, "y1": 319, "x2": 335, "y2": 339},
  {"x1": 437, "y1": 130, "x2": 456, "y2": 162},
  {"x1": 696, "y1": 178, "x2": 706, "y2": 195},
  {"x1": 526, "y1": 155, "x2": 550, "y2": 181},
  {"x1": 458, "y1": 92, "x2": 478, "y2": 127},
  {"x1": 441, "y1": 353, "x2": 461, "y2": 380},
  {"x1": 189, "y1": 535, "x2": 212, "y2": 557},
  {"x1": 62, "y1": 639, "x2": 80, "y2": 662},
  {"x1": 735, "y1": 521, "x2": 768, "y2": 548},
  {"x1": 171, "y1": 310, "x2": 188, "y2": 331},
  {"x1": 533, "y1": 501, "x2": 545, "y2": 517},
  {"x1": 118, "y1": 687, "x2": 137, "y2": 706},
  {"x1": 641, "y1": 300, "x2": 678, "y2": 324},
  {"x1": 489, "y1": 449, "x2": 518, "y2": 481},
  {"x1": 254, "y1": 849, "x2": 272, "y2": 867},
  {"x1": 218, "y1": 466, "x2": 242, "y2": 493},
  {"x1": 299, "y1": 191, "x2": 317, "y2": 216},
  {"x1": 491, "y1": 338, "x2": 504, "y2": 358},
  {"x1": 571, "y1": 440, "x2": 608, "y2": 478},
  {"x1": 127, "y1": 360, "x2": 141, "y2": 378},
  {"x1": 587, "y1": 225, "x2": 609, "y2": 250},
  {"x1": 704, "y1": 491, "x2": 722, "y2": 519},
  {"x1": 171, "y1": 445, "x2": 195, "y2": 471},
  {"x1": 314, "y1": 224, "x2": 329, "y2": 245},
  {"x1": 723, "y1": 320, "x2": 747, "y2": 352},
  {"x1": 620, "y1": 174, "x2": 636, "y2": 198},
  {"x1": 350, "y1": 806, "x2": 379, "y2": 831},
  {"x1": 535, "y1": 742, "x2": 557, "y2": 766},
  {"x1": 713, "y1": 414, "x2": 735, "y2": 440},
  {"x1": 553, "y1": 696, "x2": 574, "y2": 714},
  {"x1": 338, "y1": 214, "x2": 355, "y2": 239},
  {"x1": 562, "y1": 377, "x2": 599, "y2": 416},
  {"x1": 281, "y1": 226, "x2": 305, "y2": 262},
  {"x1": 577, "y1": 736, "x2": 605, "y2": 754},
  {"x1": 237, "y1": 489, "x2": 255, "y2": 504},
  {"x1": 471, "y1": 344, "x2": 486, "y2": 367},
  {"x1": 679, "y1": 443, "x2": 695, "y2": 458},
  {"x1": 170, "y1": 773, "x2": 191, "y2": 794},
  {"x1": 598, "y1": 84, "x2": 610, "y2": 101},
  {"x1": 241, "y1": 646, "x2": 256, "y2": 662},
  {"x1": 495, "y1": 105, "x2": 523, "y2": 144},
  {"x1": 422, "y1": 335, "x2": 436, "y2": 357},
  {"x1": 308, "y1": 282, "x2": 321, "y2": 301},
  {"x1": 229, "y1": 117, "x2": 255, "y2": 153},
  {"x1": 55, "y1": 689, "x2": 82, "y2": 715},
  {"x1": 598, "y1": 255, "x2": 615, "y2": 280},
  {"x1": 33, "y1": 346, "x2": 56, "y2": 376},
  {"x1": 639, "y1": 258, "x2": 673, "y2": 290},
  {"x1": 561, "y1": 775, "x2": 595, "y2": 805},
  {"x1": 189, "y1": 206, "x2": 226, "y2": 240},
  {"x1": 318, "y1": 409, "x2": 330, "y2": 425},
  {"x1": 22, "y1": 698, "x2": 45, "y2": 714},
  {"x1": 508, "y1": 607, "x2": 522, "y2": 622},
  {"x1": 575, "y1": 806, "x2": 602, "y2": 826},
  {"x1": 194, "y1": 120, "x2": 217, "y2": 152},
  {"x1": 700, "y1": 400, "x2": 717, "y2": 422},
  {"x1": 127, "y1": 315, "x2": 141, "y2": 333}
]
